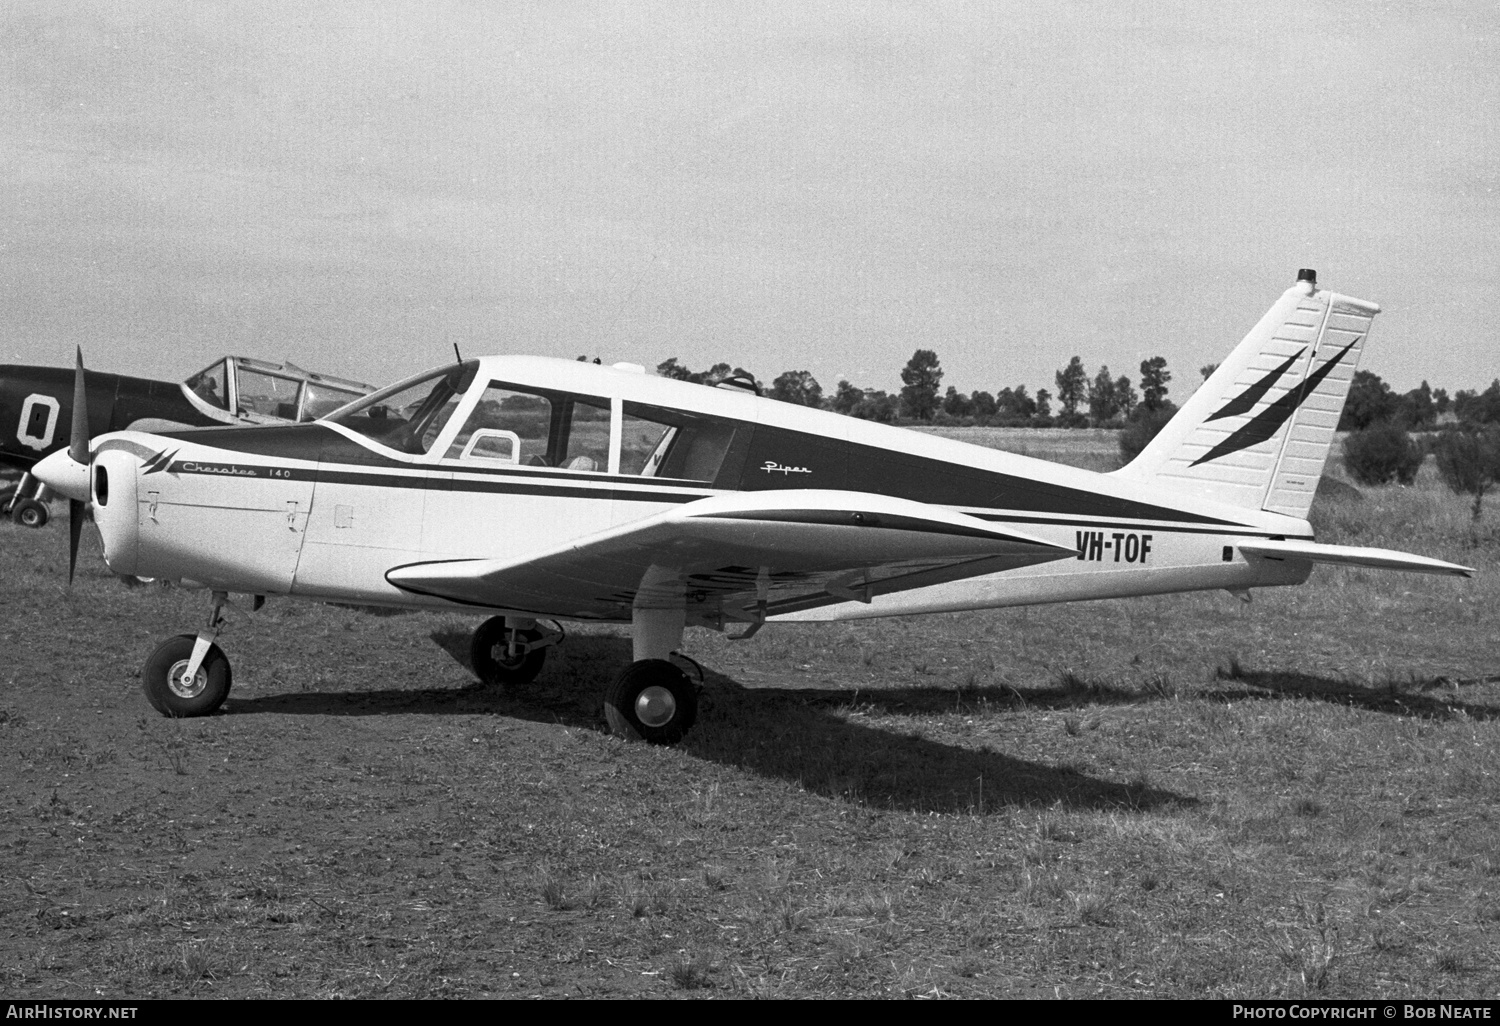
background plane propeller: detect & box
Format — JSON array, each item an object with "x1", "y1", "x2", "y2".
[{"x1": 67, "y1": 347, "x2": 88, "y2": 585}]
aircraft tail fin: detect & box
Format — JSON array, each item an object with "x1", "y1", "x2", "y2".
[{"x1": 1114, "y1": 270, "x2": 1378, "y2": 519}]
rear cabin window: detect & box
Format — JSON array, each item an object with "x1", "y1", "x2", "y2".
[
  {"x1": 622, "y1": 402, "x2": 750, "y2": 485},
  {"x1": 445, "y1": 384, "x2": 610, "y2": 472}
]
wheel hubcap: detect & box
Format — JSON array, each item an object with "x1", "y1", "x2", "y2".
[
  {"x1": 166, "y1": 659, "x2": 207, "y2": 699},
  {"x1": 491, "y1": 643, "x2": 524, "y2": 669},
  {"x1": 634, "y1": 686, "x2": 677, "y2": 728}
]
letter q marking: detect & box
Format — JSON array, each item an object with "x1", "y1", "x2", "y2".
[{"x1": 17, "y1": 394, "x2": 60, "y2": 452}]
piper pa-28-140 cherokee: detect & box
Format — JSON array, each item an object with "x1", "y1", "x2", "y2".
[{"x1": 33, "y1": 270, "x2": 1473, "y2": 744}]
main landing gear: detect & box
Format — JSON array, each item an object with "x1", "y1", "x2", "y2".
[
  {"x1": 603, "y1": 658, "x2": 697, "y2": 745},
  {"x1": 602, "y1": 606, "x2": 698, "y2": 745},
  {"x1": 141, "y1": 591, "x2": 256, "y2": 718},
  {"x1": 3, "y1": 472, "x2": 53, "y2": 528},
  {"x1": 463, "y1": 606, "x2": 701, "y2": 745}
]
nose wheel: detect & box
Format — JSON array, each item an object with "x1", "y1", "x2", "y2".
[
  {"x1": 469, "y1": 616, "x2": 556, "y2": 685},
  {"x1": 141, "y1": 592, "x2": 242, "y2": 717},
  {"x1": 142, "y1": 634, "x2": 232, "y2": 717}
]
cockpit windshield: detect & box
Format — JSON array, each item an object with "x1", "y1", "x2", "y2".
[
  {"x1": 185, "y1": 361, "x2": 230, "y2": 411},
  {"x1": 327, "y1": 361, "x2": 478, "y2": 455}
]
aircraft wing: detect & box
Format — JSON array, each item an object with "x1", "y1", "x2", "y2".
[
  {"x1": 1238, "y1": 539, "x2": 1474, "y2": 578},
  {"x1": 385, "y1": 489, "x2": 1078, "y2": 623}
]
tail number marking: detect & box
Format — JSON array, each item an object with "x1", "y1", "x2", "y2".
[{"x1": 1075, "y1": 530, "x2": 1153, "y2": 564}]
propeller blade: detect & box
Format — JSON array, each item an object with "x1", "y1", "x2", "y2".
[
  {"x1": 69, "y1": 346, "x2": 89, "y2": 466},
  {"x1": 67, "y1": 349, "x2": 89, "y2": 588},
  {"x1": 68, "y1": 499, "x2": 84, "y2": 586}
]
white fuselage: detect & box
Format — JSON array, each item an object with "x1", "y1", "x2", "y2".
[{"x1": 83, "y1": 356, "x2": 1311, "y2": 625}]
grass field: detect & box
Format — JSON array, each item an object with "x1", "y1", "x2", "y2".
[{"x1": 1, "y1": 429, "x2": 1496, "y2": 999}]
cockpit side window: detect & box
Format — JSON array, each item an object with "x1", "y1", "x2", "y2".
[
  {"x1": 185, "y1": 361, "x2": 230, "y2": 411},
  {"x1": 446, "y1": 386, "x2": 552, "y2": 465},
  {"x1": 444, "y1": 383, "x2": 610, "y2": 472},
  {"x1": 237, "y1": 368, "x2": 302, "y2": 419},
  {"x1": 328, "y1": 362, "x2": 476, "y2": 455}
]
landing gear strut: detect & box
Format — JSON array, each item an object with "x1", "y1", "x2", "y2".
[{"x1": 141, "y1": 592, "x2": 242, "y2": 717}]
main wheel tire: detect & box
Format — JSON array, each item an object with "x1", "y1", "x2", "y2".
[
  {"x1": 142, "y1": 634, "x2": 232, "y2": 717},
  {"x1": 12, "y1": 498, "x2": 48, "y2": 529},
  {"x1": 604, "y1": 659, "x2": 698, "y2": 745},
  {"x1": 469, "y1": 617, "x2": 547, "y2": 685}
]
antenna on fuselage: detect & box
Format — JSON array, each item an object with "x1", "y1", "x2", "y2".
[{"x1": 453, "y1": 343, "x2": 463, "y2": 365}]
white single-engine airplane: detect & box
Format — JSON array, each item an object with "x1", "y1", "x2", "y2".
[{"x1": 34, "y1": 270, "x2": 1472, "y2": 743}]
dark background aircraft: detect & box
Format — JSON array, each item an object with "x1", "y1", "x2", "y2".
[{"x1": 0, "y1": 356, "x2": 372, "y2": 527}]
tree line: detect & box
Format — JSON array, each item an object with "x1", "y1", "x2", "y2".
[
  {"x1": 648, "y1": 350, "x2": 1178, "y2": 430},
  {"x1": 1338, "y1": 370, "x2": 1500, "y2": 521},
  {"x1": 1339, "y1": 370, "x2": 1500, "y2": 431}
]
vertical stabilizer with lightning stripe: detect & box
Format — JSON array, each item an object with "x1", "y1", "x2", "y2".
[{"x1": 1114, "y1": 270, "x2": 1379, "y2": 518}]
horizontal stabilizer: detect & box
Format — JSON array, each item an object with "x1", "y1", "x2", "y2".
[
  {"x1": 1238, "y1": 539, "x2": 1473, "y2": 578},
  {"x1": 386, "y1": 489, "x2": 1078, "y2": 618}
]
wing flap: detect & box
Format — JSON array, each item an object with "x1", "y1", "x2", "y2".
[
  {"x1": 1239, "y1": 539, "x2": 1473, "y2": 578},
  {"x1": 386, "y1": 489, "x2": 1078, "y2": 617}
]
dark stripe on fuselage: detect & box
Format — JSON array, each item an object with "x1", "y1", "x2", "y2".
[
  {"x1": 159, "y1": 416, "x2": 1247, "y2": 527},
  {"x1": 738, "y1": 423, "x2": 1242, "y2": 526}
]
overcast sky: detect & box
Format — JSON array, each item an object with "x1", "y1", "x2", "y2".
[{"x1": 2, "y1": 1, "x2": 1496, "y2": 399}]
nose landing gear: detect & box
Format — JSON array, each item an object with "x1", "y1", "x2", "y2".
[
  {"x1": 142, "y1": 634, "x2": 232, "y2": 717},
  {"x1": 141, "y1": 591, "x2": 258, "y2": 717},
  {"x1": 468, "y1": 616, "x2": 562, "y2": 686}
]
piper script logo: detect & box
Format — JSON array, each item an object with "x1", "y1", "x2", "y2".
[{"x1": 760, "y1": 461, "x2": 811, "y2": 476}]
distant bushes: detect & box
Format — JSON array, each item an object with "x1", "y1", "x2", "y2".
[
  {"x1": 1118, "y1": 405, "x2": 1178, "y2": 464},
  {"x1": 1432, "y1": 428, "x2": 1500, "y2": 521},
  {"x1": 1342, "y1": 423, "x2": 1424, "y2": 486}
]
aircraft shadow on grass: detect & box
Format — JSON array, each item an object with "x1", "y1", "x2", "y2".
[
  {"x1": 1215, "y1": 669, "x2": 1500, "y2": 723},
  {"x1": 222, "y1": 632, "x2": 1194, "y2": 815},
  {"x1": 897, "y1": 666, "x2": 1500, "y2": 724}
]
